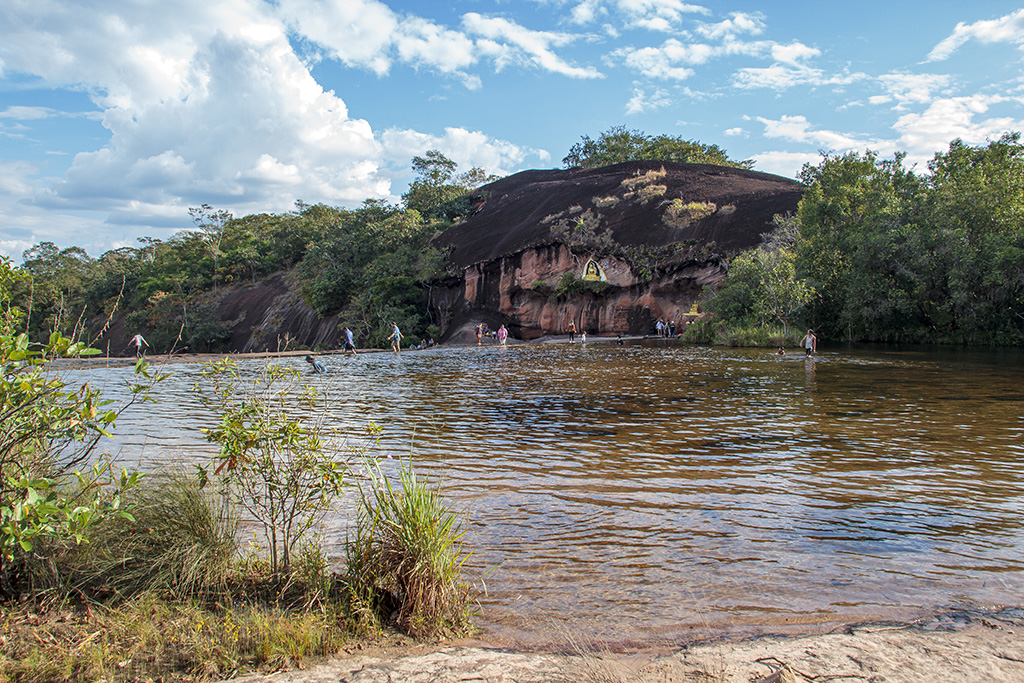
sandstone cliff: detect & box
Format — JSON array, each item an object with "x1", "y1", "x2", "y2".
[{"x1": 428, "y1": 160, "x2": 803, "y2": 341}]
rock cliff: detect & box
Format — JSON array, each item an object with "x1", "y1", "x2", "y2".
[{"x1": 428, "y1": 160, "x2": 803, "y2": 341}]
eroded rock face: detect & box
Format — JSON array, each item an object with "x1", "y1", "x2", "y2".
[{"x1": 429, "y1": 160, "x2": 803, "y2": 340}]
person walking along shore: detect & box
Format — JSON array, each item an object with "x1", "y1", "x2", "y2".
[{"x1": 388, "y1": 321, "x2": 403, "y2": 353}]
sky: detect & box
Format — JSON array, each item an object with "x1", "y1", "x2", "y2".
[{"x1": 1, "y1": 1, "x2": 1023, "y2": 261}]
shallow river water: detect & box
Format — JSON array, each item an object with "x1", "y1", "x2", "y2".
[{"x1": 71, "y1": 341, "x2": 1024, "y2": 648}]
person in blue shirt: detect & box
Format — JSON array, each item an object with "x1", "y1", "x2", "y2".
[
  {"x1": 305, "y1": 355, "x2": 325, "y2": 373},
  {"x1": 387, "y1": 322, "x2": 403, "y2": 353},
  {"x1": 342, "y1": 326, "x2": 357, "y2": 356}
]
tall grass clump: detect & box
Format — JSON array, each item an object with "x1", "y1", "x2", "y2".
[
  {"x1": 682, "y1": 317, "x2": 796, "y2": 348},
  {"x1": 73, "y1": 471, "x2": 238, "y2": 601},
  {"x1": 344, "y1": 458, "x2": 473, "y2": 639}
]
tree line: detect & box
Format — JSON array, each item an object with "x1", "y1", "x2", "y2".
[
  {"x1": 12, "y1": 128, "x2": 1021, "y2": 351},
  {"x1": 694, "y1": 132, "x2": 1024, "y2": 346},
  {"x1": 12, "y1": 151, "x2": 490, "y2": 353}
]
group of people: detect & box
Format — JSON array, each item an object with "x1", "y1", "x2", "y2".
[{"x1": 654, "y1": 319, "x2": 678, "y2": 338}]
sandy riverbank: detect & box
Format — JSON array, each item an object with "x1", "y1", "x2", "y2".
[{"x1": 225, "y1": 610, "x2": 1023, "y2": 683}]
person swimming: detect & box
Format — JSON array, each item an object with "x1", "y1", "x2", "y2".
[{"x1": 305, "y1": 355, "x2": 325, "y2": 373}]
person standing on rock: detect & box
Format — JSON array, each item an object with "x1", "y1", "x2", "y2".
[
  {"x1": 387, "y1": 321, "x2": 403, "y2": 353},
  {"x1": 342, "y1": 326, "x2": 357, "y2": 356},
  {"x1": 566, "y1": 320, "x2": 577, "y2": 343},
  {"x1": 497, "y1": 324, "x2": 508, "y2": 346},
  {"x1": 476, "y1": 324, "x2": 483, "y2": 345}
]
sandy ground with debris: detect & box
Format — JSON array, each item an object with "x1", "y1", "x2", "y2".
[{"x1": 227, "y1": 611, "x2": 1023, "y2": 683}]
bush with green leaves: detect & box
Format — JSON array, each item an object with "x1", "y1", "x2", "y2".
[
  {"x1": 0, "y1": 256, "x2": 165, "y2": 598},
  {"x1": 193, "y1": 359, "x2": 351, "y2": 576}
]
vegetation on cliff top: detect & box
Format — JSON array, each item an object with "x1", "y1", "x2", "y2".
[
  {"x1": 562, "y1": 125, "x2": 754, "y2": 170},
  {"x1": 9, "y1": 130, "x2": 1024, "y2": 350}
]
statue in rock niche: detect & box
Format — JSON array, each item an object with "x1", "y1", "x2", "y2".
[{"x1": 581, "y1": 258, "x2": 606, "y2": 282}]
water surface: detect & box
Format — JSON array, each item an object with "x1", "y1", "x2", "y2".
[{"x1": 75, "y1": 342, "x2": 1024, "y2": 647}]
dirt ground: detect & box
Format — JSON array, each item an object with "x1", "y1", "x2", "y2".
[{"x1": 227, "y1": 611, "x2": 1024, "y2": 683}]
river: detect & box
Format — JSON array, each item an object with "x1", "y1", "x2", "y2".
[{"x1": 71, "y1": 340, "x2": 1024, "y2": 648}]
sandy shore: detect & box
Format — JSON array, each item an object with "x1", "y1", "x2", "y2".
[{"x1": 225, "y1": 610, "x2": 1023, "y2": 682}]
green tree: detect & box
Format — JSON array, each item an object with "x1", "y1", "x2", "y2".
[
  {"x1": 17, "y1": 242, "x2": 97, "y2": 341},
  {"x1": 402, "y1": 150, "x2": 495, "y2": 221},
  {"x1": 562, "y1": 126, "x2": 753, "y2": 169},
  {"x1": 189, "y1": 204, "x2": 233, "y2": 293}
]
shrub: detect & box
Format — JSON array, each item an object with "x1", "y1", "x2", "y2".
[
  {"x1": 0, "y1": 256, "x2": 165, "y2": 599},
  {"x1": 192, "y1": 359, "x2": 351, "y2": 576},
  {"x1": 344, "y1": 458, "x2": 472, "y2": 639},
  {"x1": 663, "y1": 199, "x2": 717, "y2": 228}
]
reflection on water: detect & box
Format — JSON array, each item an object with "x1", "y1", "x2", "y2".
[{"x1": 70, "y1": 342, "x2": 1024, "y2": 647}]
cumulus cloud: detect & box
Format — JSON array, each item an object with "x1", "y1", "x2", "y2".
[
  {"x1": 380, "y1": 126, "x2": 540, "y2": 175},
  {"x1": 0, "y1": 0, "x2": 544, "y2": 257},
  {"x1": 625, "y1": 87, "x2": 672, "y2": 114},
  {"x1": 926, "y1": 8, "x2": 1024, "y2": 61},
  {"x1": 892, "y1": 94, "x2": 1024, "y2": 164},
  {"x1": 695, "y1": 11, "x2": 765, "y2": 40}
]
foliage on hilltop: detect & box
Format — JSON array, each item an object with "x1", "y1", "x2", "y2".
[
  {"x1": 690, "y1": 133, "x2": 1024, "y2": 346},
  {"x1": 563, "y1": 125, "x2": 754, "y2": 170}
]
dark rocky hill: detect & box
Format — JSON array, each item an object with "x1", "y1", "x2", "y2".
[
  {"x1": 434, "y1": 160, "x2": 803, "y2": 268},
  {"x1": 428, "y1": 161, "x2": 803, "y2": 341}
]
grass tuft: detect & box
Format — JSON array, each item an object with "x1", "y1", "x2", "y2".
[{"x1": 344, "y1": 458, "x2": 473, "y2": 639}]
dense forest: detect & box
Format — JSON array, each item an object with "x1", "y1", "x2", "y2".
[
  {"x1": 9, "y1": 128, "x2": 1024, "y2": 351},
  {"x1": 691, "y1": 132, "x2": 1024, "y2": 346}
]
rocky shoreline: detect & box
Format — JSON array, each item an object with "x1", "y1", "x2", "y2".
[{"x1": 225, "y1": 610, "x2": 1024, "y2": 683}]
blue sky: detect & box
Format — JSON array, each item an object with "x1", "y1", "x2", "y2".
[{"x1": 2, "y1": 1, "x2": 1023, "y2": 260}]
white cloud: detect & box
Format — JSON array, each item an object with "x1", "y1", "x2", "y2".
[
  {"x1": 569, "y1": 0, "x2": 605, "y2": 25},
  {"x1": 755, "y1": 115, "x2": 888, "y2": 154},
  {"x1": 276, "y1": 0, "x2": 397, "y2": 74},
  {"x1": 927, "y1": 8, "x2": 1024, "y2": 61},
  {"x1": 696, "y1": 12, "x2": 765, "y2": 40},
  {"x1": 891, "y1": 94, "x2": 1024, "y2": 164},
  {"x1": 749, "y1": 150, "x2": 821, "y2": 178},
  {"x1": 724, "y1": 127, "x2": 745, "y2": 136},
  {"x1": 771, "y1": 41, "x2": 820, "y2": 65},
  {"x1": 462, "y1": 13, "x2": 603, "y2": 79},
  {"x1": 565, "y1": 0, "x2": 708, "y2": 31},
  {"x1": 616, "y1": 0, "x2": 709, "y2": 31},
  {"x1": 733, "y1": 63, "x2": 865, "y2": 90},
  {"x1": 873, "y1": 72, "x2": 953, "y2": 110},
  {"x1": 611, "y1": 40, "x2": 703, "y2": 79},
  {"x1": 0, "y1": 0, "x2": 545, "y2": 257},
  {"x1": 379, "y1": 126, "x2": 539, "y2": 176},
  {"x1": 0, "y1": 106, "x2": 55, "y2": 120},
  {"x1": 625, "y1": 87, "x2": 672, "y2": 114}
]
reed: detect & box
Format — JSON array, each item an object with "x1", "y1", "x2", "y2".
[
  {"x1": 71, "y1": 471, "x2": 238, "y2": 601},
  {"x1": 344, "y1": 458, "x2": 473, "y2": 639}
]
